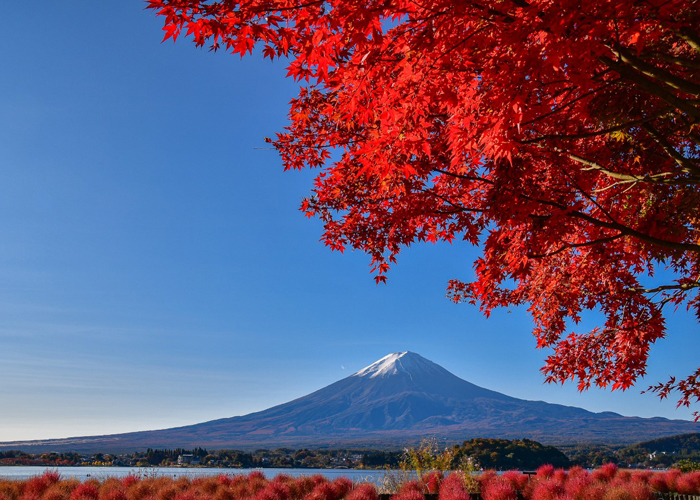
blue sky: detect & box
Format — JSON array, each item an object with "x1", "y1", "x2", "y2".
[{"x1": 0, "y1": 2, "x2": 697, "y2": 443}]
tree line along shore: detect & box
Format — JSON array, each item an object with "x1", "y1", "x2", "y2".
[{"x1": 1, "y1": 435, "x2": 699, "y2": 471}]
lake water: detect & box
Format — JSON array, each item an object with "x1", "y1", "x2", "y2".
[{"x1": 0, "y1": 466, "x2": 390, "y2": 482}]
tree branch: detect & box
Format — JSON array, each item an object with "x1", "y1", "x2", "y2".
[
  {"x1": 628, "y1": 282, "x2": 700, "y2": 294},
  {"x1": 567, "y1": 153, "x2": 697, "y2": 186},
  {"x1": 432, "y1": 168, "x2": 495, "y2": 185},
  {"x1": 676, "y1": 28, "x2": 700, "y2": 55},
  {"x1": 520, "y1": 109, "x2": 671, "y2": 144},
  {"x1": 419, "y1": 188, "x2": 487, "y2": 213},
  {"x1": 519, "y1": 82, "x2": 616, "y2": 128},
  {"x1": 518, "y1": 192, "x2": 700, "y2": 254},
  {"x1": 639, "y1": 52, "x2": 700, "y2": 71},
  {"x1": 641, "y1": 122, "x2": 700, "y2": 176},
  {"x1": 436, "y1": 163, "x2": 700, "y2": 253},
  {"x1": 527, "y1": 234, "x2": 624, "y2": 258},
  {"x1": 614, "y1": 45, "x2": 700, "y2": 96},
  {"x1": 600, "y1": 56, "x2": 700, "y2": 121}
]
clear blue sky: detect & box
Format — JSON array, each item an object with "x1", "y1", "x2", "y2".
[{"x1": 0, "y1": 2, "x2": 697, "y2": 443}]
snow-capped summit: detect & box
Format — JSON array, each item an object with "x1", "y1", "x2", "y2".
[{"x1": 353, "y1": 351, "x2": 443, "y2": 378}]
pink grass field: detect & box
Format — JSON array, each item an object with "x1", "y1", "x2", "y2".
[{"x1": 1, "y1": 466, "x2": 700, "y2": 500}]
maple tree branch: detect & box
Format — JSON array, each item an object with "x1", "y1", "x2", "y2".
[
  {"x1": 432, "y1": 168, "x2": 494, "y2": 185},
  {"x1": 437, "y1": 163, "x2": 699, "y2": 252},
  {"x1": 676, "y1": 28, "x2": 700, "y2": 55},
  {"x1": 551, "y1": 160, "x2": 618, "y2": 223},
  {"x1": 468, "y1": 1, "x2": 519, "y2": 24},
  {"x1": 600, "y1": 56, "x2": 700, "y2": 121},
  {"x1": 419, "y1": 188, "x2": 487, "y2": 213},
  {"x1": 520, "y1": 193, "x2": 700, "y2": 254},
  {"x1": 614, "y1": 45, "x2": 700, "y2": 96},
  {"x1": 628, "y1": 282, "x2": 700, "y2": 294},
  {"x1": 567, "y1": 153, "x2": 697, "y2": 186},
  {"x1": 406, "y1": 0, "x2": 450, "y2": 15},
  {"x1": 519, "y1": 82, "x2": 616, "y2": 128},
  {"x1": 316, "y1": 140, "x2": 360, "y2": 149},
  {"x1": 641, "y1": 122, "x2": 700, "y2": 176},
  {"x1": 647, "y1": 366, "x2": 700, "y2": 420},
  {"x1": 520, "y1": 109, "x2": 670, "y2": 144},
  {"x1": 594, "y1": 179, "x2": 639, "y2": 193},
  {"x1": 249, "y1": 0, "x2": 325, "y2": 14},
  {"x1": 639, "y1": 52, "x2": 700, "y2": 71},
  {"x1": 569, "y1": 213, "x2": 700, "y2": 254},
  {"x1": 426, "y1": 26, "x2": 490, "y2": 73},
  {"x1": 527, "y1": 234, "x2": 624, "y2": 258}
]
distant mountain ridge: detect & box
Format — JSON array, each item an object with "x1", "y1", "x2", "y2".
[{"x1": 1, "y1": 352, "x2": 698, "y2": 452}]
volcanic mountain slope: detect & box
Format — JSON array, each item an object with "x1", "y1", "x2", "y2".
[{"x1": 2, "y1": 352, "x2": 697, "y2": 452}]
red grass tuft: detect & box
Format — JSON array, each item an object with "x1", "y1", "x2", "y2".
[
  {"x1": 500, "y1": 472, "x2": 528, "y2": 492},
  {"x1": 69, "y1": 483, "x2": 99, "y2": 500},
  {"x1": 567, "y1": 467, "x2": 588, "y2": 481},
  {"x1": 536, "y1": 465, "x2": 555, "y2": 479},
  {"x1": 310, "y1": 477, "x2": 328, "y2": 489},
  {"x1": 42, "y1": 472, "x2": 61, "y2": 485},
  {"x1": 346, "y1": 485, "x2": 378, "y2": 500},
  {"x1": 422, "y1": 472, "x2": 444, "y2": 495},
  {"x1": 127, "y1": 481, "x2": 155, "y2": 500},
  {"x1": 42, "y1": 486, "x2": 69, "y2": 500},
  {"x1": 309, "y1": 482, "x2": 338, "y2": 500},
  {"x1": 552, "y1": 469, "x2": 568, "y2": 485},
  {"x1": 0, "y1": 481, "x2": 20, "y2": 500},
  {"x1": 246, "y1": 473, "x2": 269, "y2": 496},
  {"x1": 390, "y1": 490, "x2": 424, "y2": 500},
  {"x1": 438, "y1": 472, "x2": 471, "y2": 500},
  {"x1": 216, "y1": 476, "x2": 233, "y2": 488},
  {"x1": 629, "y1": 472, "x2": 651, "y2": 485},
  {"x1": 103, "y1": 487, "x2": 128, "y2": 500},
  {"x1": 331, "y1": 478, "x2": 353, "y2": 500},
  {"x1": 564, "y1": 474, "x2": 595, "y2": 500},
  {"x1": 530, "y1": 478, "x2": 566, "y2": 500},
  {"x1": 614, "y1": 471, "x2": 632, "y2": 485},
  {"x1": 675, "y1": 471, "x2": 700, "y2": 495},
  {"x1": 22, "y1": 476, "x2": 51, "y2": 500},
  {"x1": 478, "y1": 471, "x2": 499, "y2": 491},
  {"x1": 289, "y1": 476, "x2": 318, "y2": 499},
  {"x1": 173, "y1": 490, "x2": 201, "y2": 500},
  {"x1": 257, "y1": 481, "x2": 290, "y2": 500},
  {"x1": 481, "y1": 478, "x2": 515, "y2": 500},
  {"x1": 649, "y1": 470, "x2": 680, "y2": 493},
  {"x1": 121, "y1": 477, "x2": 140, "y2": 490},
  {"x1": 592, "y1": 463, "x2": 618, "y2": 484},
  {"x1": 602, "y1": 482, "x2": 652, "y2": 500}
]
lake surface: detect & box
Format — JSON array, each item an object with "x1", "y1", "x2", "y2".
[{"x1": 0, "y1": 466, "x2": 390, "y2": 482}]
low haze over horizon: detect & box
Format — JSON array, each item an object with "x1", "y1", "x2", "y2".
[{"x1": 0, "y1": 2, "x2": 698, "y2": 443}]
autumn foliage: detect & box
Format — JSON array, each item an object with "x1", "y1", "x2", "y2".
[{"x1": 146, "y1": 0, "x2": 700, "y2": 414}]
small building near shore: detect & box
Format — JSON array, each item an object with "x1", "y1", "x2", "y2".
[{"x1": 177, "y1": 454, "x2": 200, "y2": 466}]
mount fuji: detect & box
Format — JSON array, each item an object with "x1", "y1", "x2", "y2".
[{"x1": 2, "y1": 352, "x2": 697, "y2": 452}]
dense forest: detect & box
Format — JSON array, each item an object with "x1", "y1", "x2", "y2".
[
  {"x1": 562, "y1": 433, "x2": 700, "y2": 468},
  {"x1": 452, "y1": 439, "x2": 570, "y2": 470}
]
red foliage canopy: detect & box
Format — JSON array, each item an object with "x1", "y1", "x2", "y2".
[{"x1": 147, "y1": 0, "x2": 700, "y2": 416}]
